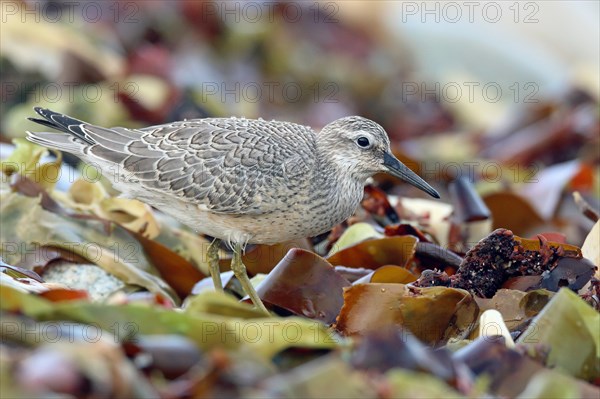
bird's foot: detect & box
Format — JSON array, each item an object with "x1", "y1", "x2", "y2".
[{"x1": 231, "y1": 244, "x2": 270, "y2": 316}]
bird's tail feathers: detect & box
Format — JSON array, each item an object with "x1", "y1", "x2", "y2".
[
  {"x1": 26, "y1": 131, "x2": 87, "y2": 154},
  {"x1": 27, "y1": 107, "x2": 94, "y2": 145}
]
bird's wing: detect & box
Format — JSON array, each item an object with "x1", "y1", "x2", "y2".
[{"x1": 84, "y1": 118, "x2": 317, "y2": 215}]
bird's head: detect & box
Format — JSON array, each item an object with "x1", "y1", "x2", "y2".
[{"x1": 319, "y1": 116, "x2": 439, "y2": 198}]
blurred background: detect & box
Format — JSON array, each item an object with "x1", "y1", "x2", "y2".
[{"x1": 1, "y1": 0, "x2": 599, "y2": 243}]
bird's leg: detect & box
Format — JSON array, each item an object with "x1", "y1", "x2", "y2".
[
  {"x1": 231, "y1": 243, "x2": 270, "y2": 316},
  {"x1": 207, "y1": 238, "x2": 223, "y2": 291}
]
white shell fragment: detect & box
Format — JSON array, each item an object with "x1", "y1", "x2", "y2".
[{"x1": 479, "y1": 309, "x2": 515, "y2": 348}]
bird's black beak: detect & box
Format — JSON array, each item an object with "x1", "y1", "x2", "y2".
[{"x1": 383, "y1": 152, "x2": 440, "y2": 198}]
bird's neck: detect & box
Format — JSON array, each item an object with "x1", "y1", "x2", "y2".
[{"x1": 313, "y1": 154, "x2": 366, "y2": 221}]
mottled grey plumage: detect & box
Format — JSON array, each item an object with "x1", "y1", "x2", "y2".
[{"x1": 27, "y1": 107, "x2": 439, "y2": 314}]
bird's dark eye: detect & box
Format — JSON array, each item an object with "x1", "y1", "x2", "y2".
[{"x1": 356, "y1": 136, "x2": 371, "y2": 148}]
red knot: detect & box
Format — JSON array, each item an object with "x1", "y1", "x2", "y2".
[{"x1": 27, "y1": 107, "x2": 439, "y2": 315}]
